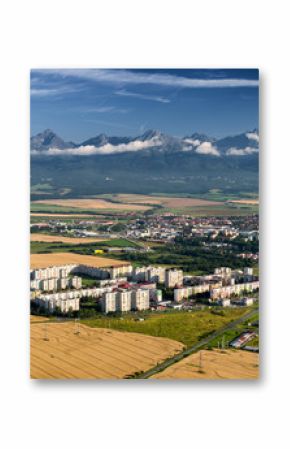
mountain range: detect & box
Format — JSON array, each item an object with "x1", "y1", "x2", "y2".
[
  {"x1": 31, "y1": 128, "x2": 259, "y2": 157},
  {"x1": 31, "y1": 129, "x2": 259, "y2": 197}
]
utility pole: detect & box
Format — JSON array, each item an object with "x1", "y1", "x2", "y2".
[
  {"x1": 43, "y1": 323, "x2": 49, "y2": 341},
  {"x1": 74, "y1": 318, "x2": 80, "y2": 335},
  {"x1": 199, "y1": 351, "x2": 203, "y2": 371}
]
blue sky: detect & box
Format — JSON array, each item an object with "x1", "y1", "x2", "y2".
[{"x1": 31, "y1": 69, "x2": 259, "y2": 142}]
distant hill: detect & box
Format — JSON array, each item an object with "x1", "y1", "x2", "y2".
[{"x1": 31, "y1": 129, "x2": 259, "y2": 197}]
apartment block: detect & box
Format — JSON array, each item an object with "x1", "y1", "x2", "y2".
[
  {"x1": 131, "y1": 289, "x2": 150, "y2": 311},
  {"x1": 165, "y1": 269, "x2": 183, "y2": 288}
]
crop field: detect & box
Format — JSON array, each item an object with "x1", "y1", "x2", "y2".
[
  {"x1": 31, "y1": 213, "x2": 103, "y2": 218},
  {"x1": 30, "y1": 234, "x2": 108, "y2": 244},
  {"x1": 32, "y1": 198, "x2": 150, "y2": 211},
  {"x1": 30, "y1": 238, "x2": 140, "y2": 255},
  {"x1": 83, "y1": 308, "x2": 251, "y2": 348},
  {"x1": 30, "y1": 315, "x2": 50, "y2": 323},
  {"x1": 109, "y1": 193, "x2": 221, "y2": 207},
  {"x1": 106, "y1": 194, "x2": 258, "y2": 216},
  {"x1": 31, "y1": 193, "x2": 259, "y2": 218},
  {"x1": 227, "y1": 199, "x2": 259, "y2": 205},
  {"x1": 30, "y1": 252, "x2": 130, "y2": 269},
  {"x1": 152, "y1": 349, "x2": 259, "y2": 379},
  {"x1": 30, "y1": 322, "x2": 184, "y2": 379}
]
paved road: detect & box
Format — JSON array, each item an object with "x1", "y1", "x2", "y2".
[{"x1": 133, "y1": 308, "x2": 258, "y2": 379}]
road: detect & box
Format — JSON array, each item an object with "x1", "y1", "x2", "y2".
[{"x1": 133, "y1": 308, "x2": 258, "y2": 379}]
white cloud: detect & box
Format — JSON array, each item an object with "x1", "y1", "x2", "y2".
[
  {"x1": 226, "y1": 146, "x2": 259, "y2": 156},
  {"x1": 32, "y1": 137, "x2": 163, "y2": 156},
  {"x1": 195, "y1": 141, "x2": 220, "y2": 156},
  {"x1": 183, "y1": 138, "x2": 201, "y2": 146},
  {"x1": 115, "y1": 89, "x2": 170, "y2": 103},
  {"x1": 35, "y1": 69, "x2": 259, "y2": 89},
  {"x1": 30, "y1": 85, "x2": 82, "y2": 97},
  {"x1": 246, "y1": 132, "x2": 259, "y2": 142}
]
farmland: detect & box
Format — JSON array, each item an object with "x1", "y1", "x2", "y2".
[
  {"x1": 31, "y1": 213, "x2": 103, "y2": 218},
  {"x1": 83, "y1": 308, "x2": 251, "y2": 348},
  {"x1": 30, "y1": 322, "x2": 184, "y2": 379},
  {"x1": 111, "y1": 194, "x2": 221, "y2": 207},
  {"x1": 30, "y1": 233, "x2": 108, "y2": 244},
  {"x1": 30, "y1": 252, "x2": 130, "y2": 269},
  {"x1": 32, "y1": 198, "x2": 150, "y2": 211},
  {"x1": 31, "y1": 192, "x2": 259, "y2": 218},
  {"x1": 152, "y1": 349, "x2": 259, "y2": 379},
  {"x1": 30, "y1": 238, "x2": 140, "y2": 255}
]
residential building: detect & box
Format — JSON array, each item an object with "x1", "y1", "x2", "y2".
[{"x1": 165, "y1": 269, "x2": 183, "y2": 288}]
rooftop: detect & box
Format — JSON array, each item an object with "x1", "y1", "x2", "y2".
[{"x1": 30, "y1": 252, "x2": 131, "y2": 270}]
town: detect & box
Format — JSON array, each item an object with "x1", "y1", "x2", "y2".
[{"x1": 30, "y1": 251, "x2": 259, "y2": 316}]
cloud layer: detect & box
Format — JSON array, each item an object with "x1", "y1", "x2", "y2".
[
  {"x1": 246, "y1": 132, "x2": 259, "y2": 142},
  {"x1": 115, "y1": 89, "x2": 170, "y2": 103},
  {"x1": 195, "y1": 141, "x2": 220, "y2": 156},
  {"x1": 226, "y1": 146, "x2": 259, "y2": 156},
  {"x1": 31, "y1": 136, "x2": 163, "y2": 156},
  {"x1": 34, "y1": 69, "x2": 259, "y2": 89}
]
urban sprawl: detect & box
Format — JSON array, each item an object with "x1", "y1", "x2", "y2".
[{"x1": 30, "y1": 212, "x2": 259, "y2": 316}]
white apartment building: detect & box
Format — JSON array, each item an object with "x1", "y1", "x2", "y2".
[
  {"x1": 30, "y1": 264, "x2": 77, "y2": 281},
  {"x1": 214, "y1": 267, "x2": 232, "y2": 277},
  {"x1": 148, "y1": 267, "x2": 166, "y2": 283},
  {"x1": 101, "y1": 288, "x2": 150, "y2": 314},
  {"x1": 76, "y1": 263, "x2": 133, "y2": 280},
  {"x1": 101, "y1": 292, "x2": 117, "y2": 313},
  {"x1": 165, "y1": 269, "x2": 183, "y2": 288},
  {"x1": 131, "y1": 289, "x2": 150, "y2": 311},
  {"x1": 244, "y1": 267, "x2": 253, "y2": 276},
  {"x1": 116, "y1": 290, "x2": 132, "y2": 312},
  {"x1": 30, "y1": 275, "x2": 82, "y2": 292},
  {"x1": 210, "y1": 281, "x2": 259, "y2": 300},
  {"x1": 36, "y1": 292, "x2": 80, "y2": 313},
  {"x1": 174, "y1": 281, "x2": 224, "y2": 302},
  {"x1": 132, "y1": 266, "x2": 166, "y2": 283}
]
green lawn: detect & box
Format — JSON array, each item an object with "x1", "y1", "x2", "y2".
[{"x1": 82, "y1": 308, "x2": 252, "y2": 347}]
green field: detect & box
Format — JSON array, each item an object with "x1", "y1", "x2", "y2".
[
  {"x1": 30, "y1": 237, "x2": 141, "y2": 254},
  {"x1": 82, "y1": 308, "x2": 252, "y2": 347},
  {"x1": 153, "y1": 204, "x2": 259, "y2": 217},
  {"x1": 204, "y1": 309, "x2": 259, "y2": 349},
  {"x1": 31, "y1": 203, "x2": 124, "y2": 215}
]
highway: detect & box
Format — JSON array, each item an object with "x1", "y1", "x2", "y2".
[{"x1": 133, "y1": 308, "x2": 258, "y2": 379}]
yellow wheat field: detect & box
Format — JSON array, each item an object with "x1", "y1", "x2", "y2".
[
  {"x1": 30, "y1": 252, "x2": 130, "y2": 269},
  {"x1": 227, "y1": 199, "x2": 259, "y2": 205},
  {"x1": 30, "y1": 233, "x2": 107, "y2": 244},
  {"x1": 33, "y1": 198, "x2": 149, "y2": 211},
  {"x1": 30, "y1": 322, "x2": 184, "y2": 379},
  {"x1": 153, "y1": 349, "x2": 259, "y2": 380}
]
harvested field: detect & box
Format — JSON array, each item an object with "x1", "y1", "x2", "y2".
[
  {"x1": 31, "y1": 213, "x2": 101, "y2": 218},
  {"x1": 227, "y1": 199, "x2": 259, "y2": 205},
  {"x1": 30, "y1": 322, "x2": 184, "y2": 379},
  {"x1": 30, "y1": 315, "x2": 50, "y2": 323},
  {"x1": 30, "y1": 252, "x2": 130, "y2": 269},
  {"x1": 33, "y1": 198, "x2": 149, "y2": 211},
  {"x1": 114, "y1": 194, "x2": 222, "y2": 208},
  {"x1": 30, "y1": 233, "x2": 106, "y2": 244},
  {"x1": 152, "y1": 349, "x2": 259, "y2": 380}
]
